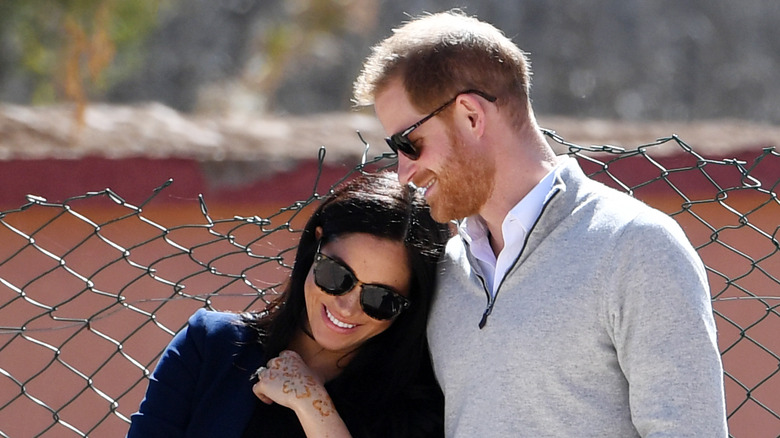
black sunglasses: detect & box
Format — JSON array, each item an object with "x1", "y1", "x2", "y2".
[
  {"x1": 385, "y1": 89, "x2": 497, "y2": 161},
  {"x1": 313, "y1": 246, "x2": 411, "y2": 321}
]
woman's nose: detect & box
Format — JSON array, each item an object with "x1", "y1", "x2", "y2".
[{"x1": 333, "y1": 287, "x2": 362, "y2": 316}]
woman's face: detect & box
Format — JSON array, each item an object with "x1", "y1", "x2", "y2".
[{"x1": 304, "y1": 232, "x2": 411, "y2": 356}]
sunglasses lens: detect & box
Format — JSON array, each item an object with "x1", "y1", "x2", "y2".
[
  {"x1": 361, "y1": 286, "x2": 408, "y2": 320},
  {"x1": 385, "y1": 135, "x2": 419, "y2": 160},
  {"x1": 314, "y1": 253, "x2": 410, "y2": 320},
  {"x1": 313, "y1": 257, "x2": 355, "y2": 294}
]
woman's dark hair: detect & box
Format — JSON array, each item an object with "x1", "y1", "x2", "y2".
[{"x1": 241, "y1": 171, "x2": 450, "y2": 437}]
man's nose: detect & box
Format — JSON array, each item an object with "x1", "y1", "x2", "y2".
[{"x1": 397, "y1": 155, "x2": 414, "y2": 185}]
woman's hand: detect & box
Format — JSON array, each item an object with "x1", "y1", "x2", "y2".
[
  {"x1": 252, "y1": 350, "x2": 350, "y2": 437},
  {"x1": 251, "y1": 350, "x2": 335, "y2": 416}
]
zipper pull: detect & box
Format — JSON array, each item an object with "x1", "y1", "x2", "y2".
[
  {"x1": 479, "y1": 311, "x2": 489, "y2": 329},
  {"x1": 479, "y1": 300, "x2": 495, "y2": 329}
]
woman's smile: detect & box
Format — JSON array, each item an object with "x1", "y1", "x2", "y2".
[{"x1": 324, "y1": 305, "x2": 357, "y2": 330}]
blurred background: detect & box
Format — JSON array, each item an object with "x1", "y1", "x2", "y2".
[{"x1": 1, "y1": 0, "x2": 779, "y2": 121}]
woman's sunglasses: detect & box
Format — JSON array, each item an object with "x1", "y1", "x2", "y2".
[
  {"x1": 313, "y1": 245, "x2": 410, "y2": 321},
  {"x1": 384, "y1": 89, "x2": 497, "y2": 161}
]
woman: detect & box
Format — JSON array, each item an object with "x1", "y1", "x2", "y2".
[{"x1": 127, "y1": 171, "x2": 450, "y2": 438}]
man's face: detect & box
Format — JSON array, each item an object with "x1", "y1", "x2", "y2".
[
  {"x1": 375, "y1": 80, "x2": 495, "y2": 222},
  {"x1": 428, "y1": 126, "x2": 495, "y2": 222}
]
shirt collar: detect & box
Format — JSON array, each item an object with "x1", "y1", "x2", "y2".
[{"x1": 458, "y1": 158, "x2": 566, "y2": 253}]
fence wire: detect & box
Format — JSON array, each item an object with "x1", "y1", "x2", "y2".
[{"x1": 0, "y1": 133, "x2": 778, "y2": 437}]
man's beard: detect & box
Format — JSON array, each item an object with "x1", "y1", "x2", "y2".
[{"x1": 428, "y1": 130, "x2": 496, "y2": 223}]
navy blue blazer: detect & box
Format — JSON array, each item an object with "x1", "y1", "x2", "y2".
[{"x1": 127, "y1": 309, "x2": 264, "y2": 438}]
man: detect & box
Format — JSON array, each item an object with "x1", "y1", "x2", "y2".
[{"x1": 353, "y1": 9, "x2": 728, "y2": 437}]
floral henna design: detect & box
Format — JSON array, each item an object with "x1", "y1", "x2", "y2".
[
  {"x1": 312, "y1": 398, "x2": 334, "y2": 417},
  {"x1": 265, "y1": 352, "x2": 326, "y2": 404},
  {"x1": 282, "y1": 378, "x2": 314, "y2": 399},
  {"x1": 280, "y1": 371, "x2": 318, "y2": 399},
  {"x1": 267, "y1": 356, "x2": 300, "y2": 381}
]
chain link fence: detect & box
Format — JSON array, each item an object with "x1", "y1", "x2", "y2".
[{"x1": 0, "y1": 133, "x2": 778, "y2": 437}]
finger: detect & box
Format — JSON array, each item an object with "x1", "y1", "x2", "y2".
[{"x1": 252, "y1": 381, "x2": 275, "y2": 405}]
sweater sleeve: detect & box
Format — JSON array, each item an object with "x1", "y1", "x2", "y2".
[
  {"x1": 126, "y1": 309, "x2": 220, "y2": 438},
  {"x1": 604, "y1": 211, "x2": 728, "y2": 437}
]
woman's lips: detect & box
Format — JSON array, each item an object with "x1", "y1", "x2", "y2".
[{"x1": 323, "y1": 305, "x2": 357, "y2": 331}]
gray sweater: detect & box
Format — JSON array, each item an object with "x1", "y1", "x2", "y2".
[{"x1": 428, "y1": 159, "x2": 728, "y2": 437}]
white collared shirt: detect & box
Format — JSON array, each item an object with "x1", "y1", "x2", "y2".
[{"x1": 458, "y1": 159, "x2": 565, "y2": 297}]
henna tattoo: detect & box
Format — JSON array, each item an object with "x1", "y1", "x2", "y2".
[
  {"x1": 282, "y1": 377, "x2": 315, "y2": 399},
  {"x1": 312, "y1": 398, "x2": 334, "y2": 417},
  {"x1": 262, "y1": 351, "x2": 334, "y2": 415},
  {"x1": 274, "y1": 361, "x2": 318, "y2": 399}
]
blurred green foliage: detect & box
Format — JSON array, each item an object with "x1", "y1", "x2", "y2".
[
  {"x1": 254, "y1": 0, "x2": 371, "y2": 104},
  {"x1": 0, "y1": 0, "x2": 165, "y2": 106}
]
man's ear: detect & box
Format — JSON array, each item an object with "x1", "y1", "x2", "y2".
[
  {"x1": 456, "y1": 94, "x2": 487, "y2": 137},
  {"x1": 314, "y1": 226, "x2": 323, "y2": 241}
]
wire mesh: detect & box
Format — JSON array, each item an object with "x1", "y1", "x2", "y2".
[{"x1": 0, "y1": 133, "x2": 778, "y2": 437}]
